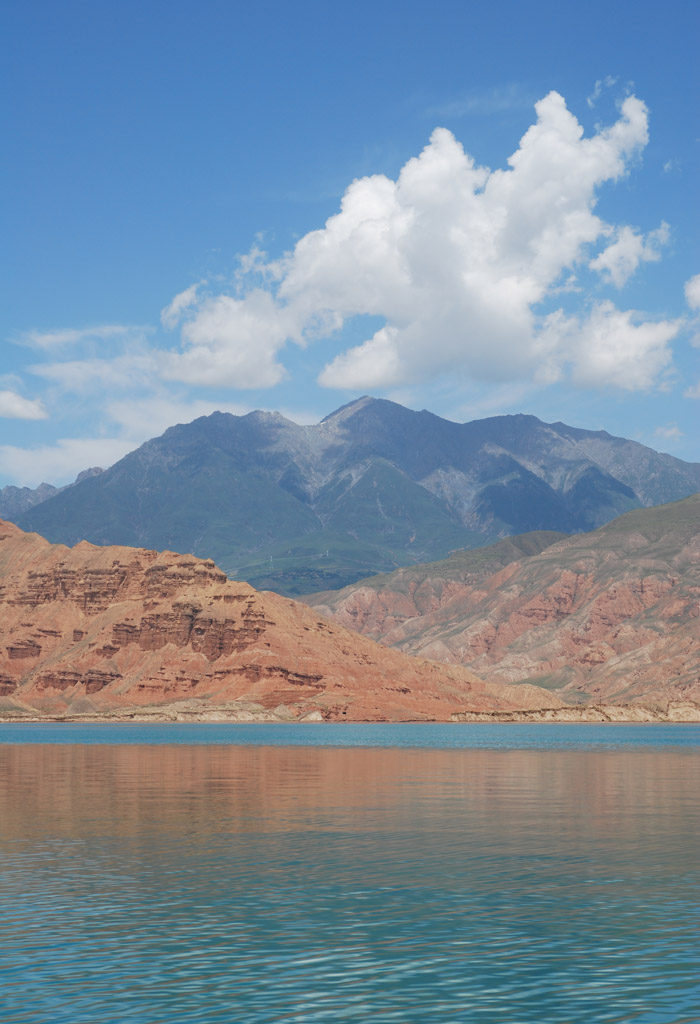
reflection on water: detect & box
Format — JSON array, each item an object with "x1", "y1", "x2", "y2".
[{"x1": 1, "y1": 741, "x2": 699, "y2": 1023}]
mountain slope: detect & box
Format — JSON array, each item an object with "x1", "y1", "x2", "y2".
[
  {"x1": 0, "y1": 519, "x2": 559, "y2": 722},
  {"x1": 308, "y1": 494, "x2": 700, "y2": 706},
  {"x1": 16, "y1": 398, "x2": 700, "y2": 595}
]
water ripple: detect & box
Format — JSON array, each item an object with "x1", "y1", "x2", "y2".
[{"x1": 1, "y1": 740, "x2": 698, "y2": 1022}]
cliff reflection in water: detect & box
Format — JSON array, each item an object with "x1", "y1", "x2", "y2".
[{"x1": 1, "y1": 741, "x2": 699, "y2": 1023}]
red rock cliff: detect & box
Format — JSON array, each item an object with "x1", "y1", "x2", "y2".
[{"x1": 0, "y1": 520, "x2": 559, "y2": 721}]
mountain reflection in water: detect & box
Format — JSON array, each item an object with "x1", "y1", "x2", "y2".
[{"x1": 1, "y1": 738, "x2": 699, "y2": 1023}]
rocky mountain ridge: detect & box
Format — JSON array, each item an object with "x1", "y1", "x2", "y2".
[
  {"x1": 15, "y1": 398, "x2": 700, "y2": 596},
  {"x1": 308, "y1": 493, "x2": 700, "y2": 706}
]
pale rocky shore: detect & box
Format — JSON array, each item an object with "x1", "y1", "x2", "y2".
[
  {"x1": 0, "y1": 699, "x2": 325, "y2": 724},
  {"x1": 450, "y1": 700, "x2": 700, "y2": 723},
  {"x1": 2, "y1": 697, "x2": 700, "y2": 725}
]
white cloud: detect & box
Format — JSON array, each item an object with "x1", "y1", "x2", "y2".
[
  {"x1": 589, "y1": 222, "x2": 669, "y2": 287},
  {"x1": 0, "y1": 390, "x2": 47, "y2": 420},
  {"x1": 161, "y1": 291, "x2": 291, "y2": 387},
  {"x1": 21, "y1": 324, "x2": 150, "y2": 350},
  {"x1": 563, "y1": 301, "x2": 679, "y2": 390},
  {"x1": 31, "y1": 353, "x2": 158, "y2": 393},
  {"x1": 684, "y1": 273, "x2": 700, "y2": 311},
  {"x1": 654, "y1": 423, "x2": 684, "y2": 441},
  {"x1": 0, "y1": 438, "x2": 134, "y2": 488},
  {"x1": 586, "y1": 76, "x2": 618, "y2": 108},
  {"x1": 160, "y1": 284, "x2": 201, "y2": 330},
  {"x1": 161, "y1": 91, "x2": 662, "y2": 395}
]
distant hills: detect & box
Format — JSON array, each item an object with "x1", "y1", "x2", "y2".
[
  {"x1": 0, "y1": 467, "x2": 103, "y2": 521},
  {"x1": 308, "y1": 494, "x2": 700, "y2": 707},
  {"x1": 15, "y1": 397, "x2": 700, "y2": 595}
]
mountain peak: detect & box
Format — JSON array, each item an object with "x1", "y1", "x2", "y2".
[
  {"x1": 245, "y1": 409, "x2": 294, "y2": 426},
  {"x1": 321, "y1": 396, "x2": 375, "y2": 424}
]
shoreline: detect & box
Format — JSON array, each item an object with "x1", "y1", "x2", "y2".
[{"x1": 1, "y1": 699, "x2": 699, "y2": 726}]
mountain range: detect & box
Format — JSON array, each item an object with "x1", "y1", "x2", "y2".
[
  {"x1": 14, "y1": 397, "x2": 700, "y2": 595},
  {"x1": 308, "y1": 493, "x2": 700, "y2": 708}
]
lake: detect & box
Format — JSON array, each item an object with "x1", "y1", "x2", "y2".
[{"x1": 1, "y1": 724, "x2": 699, "y2": 1023}]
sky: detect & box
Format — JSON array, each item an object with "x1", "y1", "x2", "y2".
[{"x1": 2, "y1": 0, "x2": 699, "y2": 487}]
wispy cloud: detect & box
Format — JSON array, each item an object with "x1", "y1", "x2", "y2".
[
  {"x1": 30, "y1": 353, "x2": 158, "y2": 394},
  {"x1": 426, "y1": 84, "x2": 532, "y2": 119},
  {"x1": 587, "y1": 76, "x2": 618, "y2": 108},
  {"x1": 19, "y1": 324, "x2": 152, "y2": 350},
  {"x1": 654, "y1": 423, "x2": 684, "y2": 442},
  {"x1": 161, "y1": 285, "x2": 202, "y2": 331}
]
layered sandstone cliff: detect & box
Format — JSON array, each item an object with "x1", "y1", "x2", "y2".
[
  {"x1": 309, "y1": 495, "x2": 700, "y2": 708},
  {"x1": 0, "y1": 520, "x2": 560, "y2": 721}
]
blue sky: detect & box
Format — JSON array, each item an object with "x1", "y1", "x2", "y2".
[{"x1": 2, "y1": 0, "x2": 698, "y2": 486}]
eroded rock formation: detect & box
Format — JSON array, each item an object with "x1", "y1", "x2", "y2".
[
  {"x1": 0, "y1": 520, "x2": 559, "y2": 721},
  {"x1": 309, "y1": 495, "x2": 700, "y2": 708}
]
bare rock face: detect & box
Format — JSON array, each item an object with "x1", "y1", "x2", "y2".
[
  {"x1": 309, "y1": 495, "x2": 700, "y2": 708},
  {"x1": 0, "y1": 520, "x2": 560, "y2": 721}
]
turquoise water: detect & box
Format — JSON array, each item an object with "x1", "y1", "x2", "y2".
[
  {"x1": 2, "y1": 721, "x2": 700, "y2": 748},
  {"x1": 1, "y1": 726, "x2": 699, "y2": 1022}
]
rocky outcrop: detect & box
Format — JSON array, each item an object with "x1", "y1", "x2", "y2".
[
  {"x1": 0, "y1": 519, "x2": 561, "y2": 722},
  {"x1": 309, "y1": 495, "x2": 700, "y2": 708}
]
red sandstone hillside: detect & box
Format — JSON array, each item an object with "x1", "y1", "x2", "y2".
[
  {"x1": 308, "y1": 494, "x2": 700, "y2": 707},
  {"x1": 0, "y1": 519, "x2": 561, "y2": 722}
]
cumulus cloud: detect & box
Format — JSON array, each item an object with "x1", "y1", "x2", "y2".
[
  {"x1": 562, "y1": 302, "x2": 679, "y2": 390},
  {"x1": 161, "y1": 90, "x2": 676, "y2": 395},
  {"x1": 589, "y1": 223, "x2": 669, "y2": 287},
  {"x1": 0, "y1": 390, "x2": 47, "y2": 420},
  {"x1": 161, "y1": 291, "x2": 291, "y2": 387}
]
